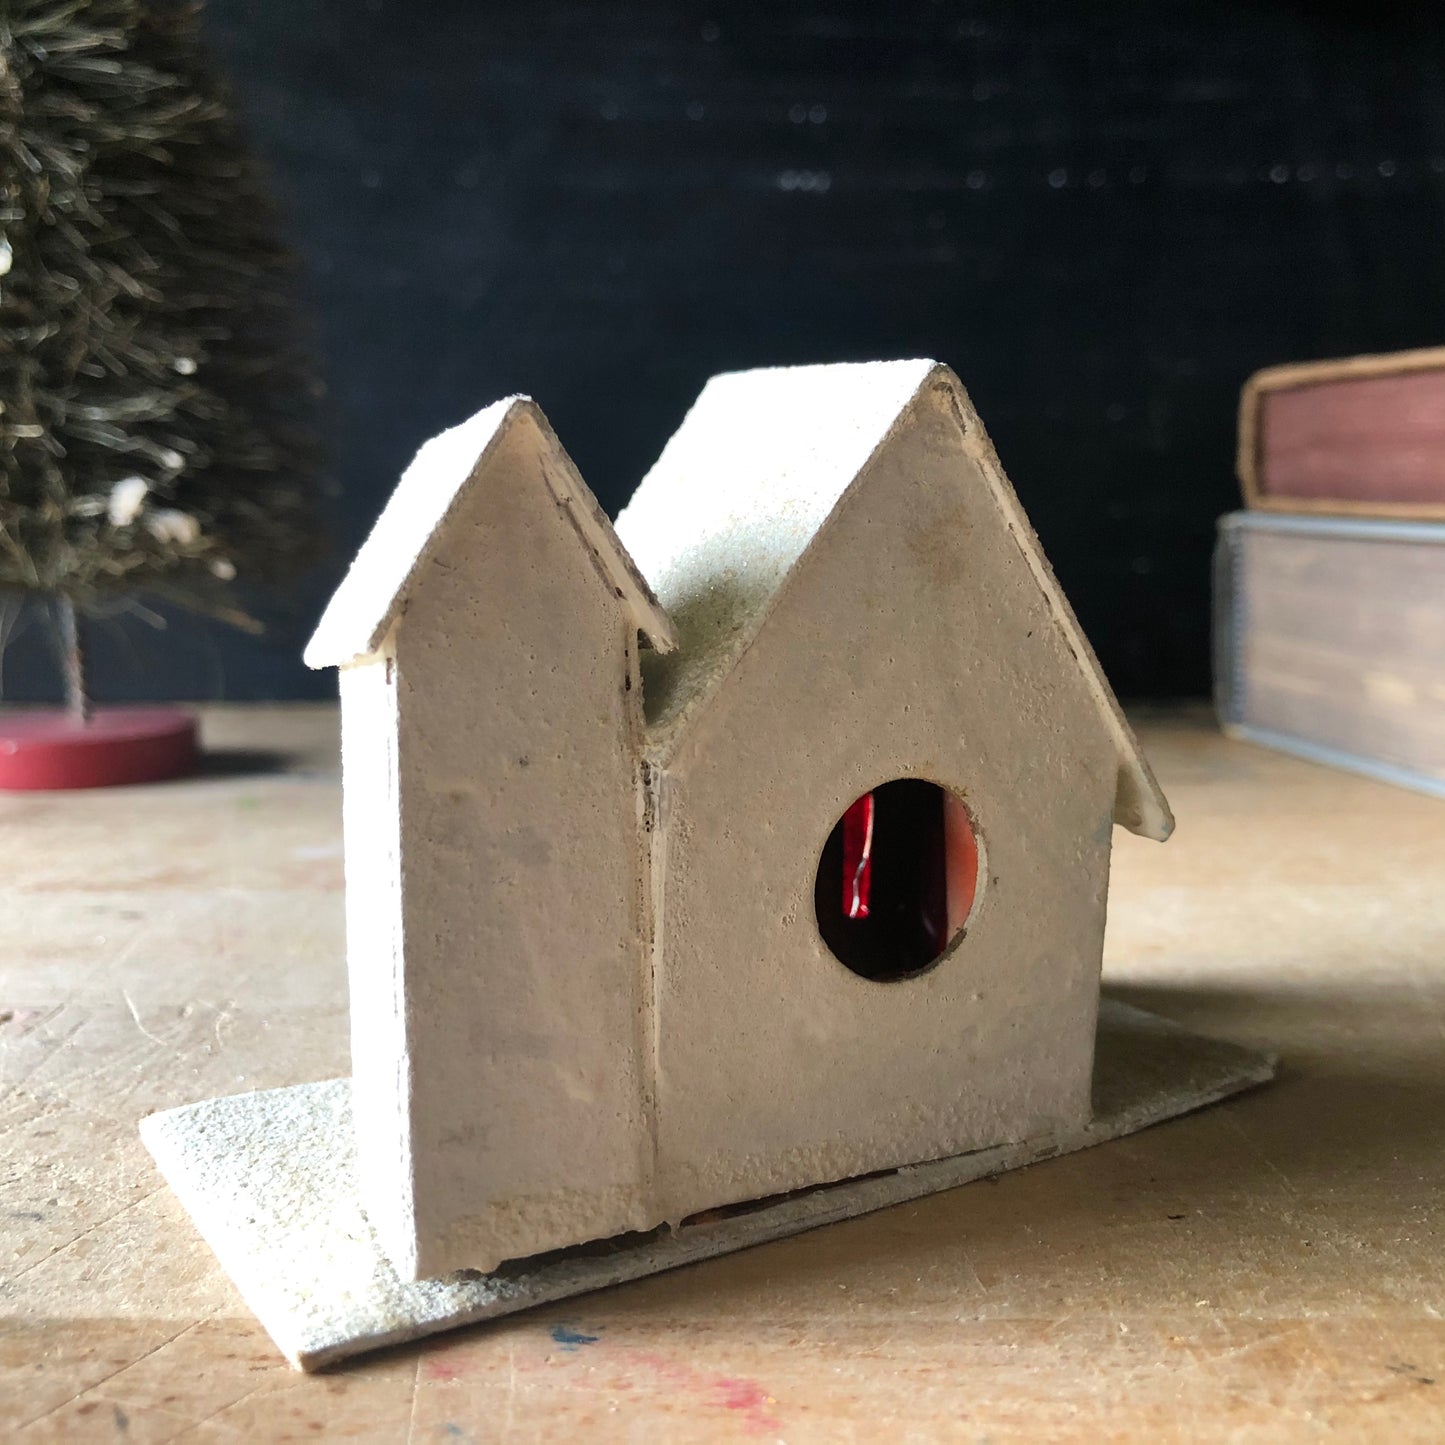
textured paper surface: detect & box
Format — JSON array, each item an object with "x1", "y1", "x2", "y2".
[
  {"x1": 141, "y1": 999, "x2": 1274, "y2": 1372},
  {"x1": 615, "y1": 361, "x2": 1171, "y2": 841}
]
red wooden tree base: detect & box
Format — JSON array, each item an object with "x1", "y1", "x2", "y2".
[{"x1": 0, "y1": 708, "x2": 198, "y2": 790}]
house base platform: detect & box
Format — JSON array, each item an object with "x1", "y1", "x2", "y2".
[{"x1": 140, "y1": 998, "x2": 1275, "y2": 1371}]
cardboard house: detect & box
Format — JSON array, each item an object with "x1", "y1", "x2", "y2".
[{"x1": 303, "y1": 359, "x2": 1175, "y2": 1282}]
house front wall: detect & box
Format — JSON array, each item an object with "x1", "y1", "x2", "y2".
[
  {"x1": 649, "y1": 384, "x2": 1121, "y2": 1222},
  {"x1": 374, "y1": 416, "x2": 654, "y2": 1278}
]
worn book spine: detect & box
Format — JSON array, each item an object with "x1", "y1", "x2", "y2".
[
  {"x1": 1214, "y1": 511, "x2": 1445, "y2": 796},
  {"x1": 1238, "y1": 347, "x2": 1445, "y2": 519}
]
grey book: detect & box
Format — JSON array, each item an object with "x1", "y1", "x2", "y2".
[{"x1": 1214, "y1": 511, "x2": 1445, "y2": 797}]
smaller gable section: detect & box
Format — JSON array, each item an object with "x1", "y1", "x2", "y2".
[
  {"x1": 616, "y1": 360, "x2": 1172, "y2": 842},
  {"x1": 305, "y1": 398, "x2": 676, "y2": 669}
]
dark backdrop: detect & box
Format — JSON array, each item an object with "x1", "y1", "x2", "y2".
[{"x1": 9, "y1": 0, "x2": 1445, "y2": 702}]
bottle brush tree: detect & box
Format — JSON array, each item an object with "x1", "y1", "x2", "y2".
[{"x1": 0, "y1": 0, "x2": 320, "y2": 720}]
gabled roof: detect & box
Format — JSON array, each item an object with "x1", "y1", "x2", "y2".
[
  {"x1": 615, "y1": 360, "x2": 1173, "y2": 841},
  {"x1": 305, "y1": 397, "x2": 677, "y2": 669}
]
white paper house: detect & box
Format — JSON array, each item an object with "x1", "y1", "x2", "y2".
[{"x1": 305, "y1": 359, "x2": 1174, "y2": 1282}]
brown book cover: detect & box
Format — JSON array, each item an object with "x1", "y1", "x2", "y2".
[
  {"x1": 1214, "y1": 511, "x2": 1445, "y2": 796},
  {"x1": 1238, "y1": 346, "x2": 1445, "y2": 519}
]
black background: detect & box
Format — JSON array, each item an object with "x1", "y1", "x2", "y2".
[{"x1": 9, "y1": 0, "x2": 1445, "y2": 702}]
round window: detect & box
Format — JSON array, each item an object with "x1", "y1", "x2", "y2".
[{"x1": 813, "y1": 778, "x2": 980, "y2": 981}]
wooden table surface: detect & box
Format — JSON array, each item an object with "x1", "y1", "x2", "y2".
[{"x1": 2, "y1": 704, "x2": 1443, "y2": 1442}]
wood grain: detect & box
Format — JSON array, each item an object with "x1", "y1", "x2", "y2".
[{"x1": 4, "y1": 704, "x2": 1445, "y2": 1441}]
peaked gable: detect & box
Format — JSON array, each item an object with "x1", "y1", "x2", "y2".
[
  {"x1": 306, "y1": 397, "x2": 676, "y2": 669},
  {"x1": 615, "y1": 360, "x2": 1173, "y2": 841}
]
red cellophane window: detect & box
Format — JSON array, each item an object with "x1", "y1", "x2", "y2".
[{"x1": 815, "y1": 779, "x2": 978, "y2": 980}]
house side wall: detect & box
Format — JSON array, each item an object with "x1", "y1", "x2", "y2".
[
  {"x1": 388, "y1": 419, "x2": 652, "y2": 1278},
  {"x1": 338, "y1": 650, "x2": 415, "y2": 1273},
  {"x1": 650, "y1": 387, "x2": 1120, "y2": 1222}
]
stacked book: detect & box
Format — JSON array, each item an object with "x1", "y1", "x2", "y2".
[{"x1": 1215, "y1": 346, "x2": 1445, "y2": 796}]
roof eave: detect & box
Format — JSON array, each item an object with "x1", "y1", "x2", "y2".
[
  {"x1": 933, "y1": 365, "x2": 1174, "y2": 845},
  {"x1": 1114, "y1": 761, "x2": 1175, "y2": 842},
  {"x1": 303, "y1": 399, "x2": 676, "y2": 671}
]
